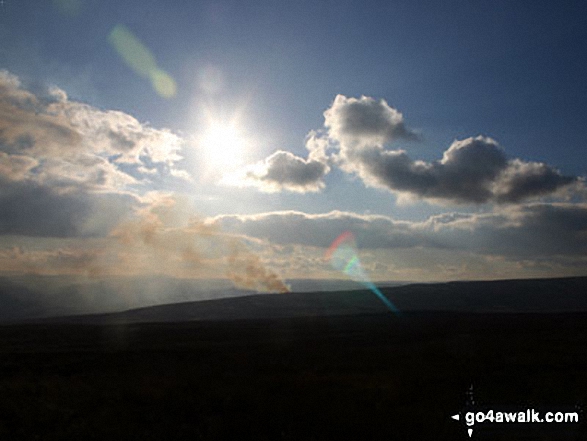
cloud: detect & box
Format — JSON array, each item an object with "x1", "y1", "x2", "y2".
[
  {"x1": 324, "y1": 94, "x2": 419, "y2": 149},
  {"x1": 0, "y1": 152, "x2": 39, "y2": 181},
  {"x1": 47, "y1": 99, "x2": 183, "y2": 165},
  {"x1": 0, "y1": 71, "x2": 82, "y2": 156},
  {"x1": 454, "y1": 203, "x2": 587, "y2": 257},
  {"x1": 339, "y1": 135, "x2": 578, "y2": 204},
  {"x1": 232, "y1": 93, "x2": 580, "y2": 203},
  {"x1": 233, "y1": 150, "x2": 329, "y2": 193},
  {"x1": 0, "y1": 70, "x2": 189, "y2": 238},
  {"x1": 212, "y1": 210, "x2": 423, "y2": 249},
  {"x1": 0, "y1": 69, "x2": 186, "y2": 191},
  {"x1": 492, "y1": 159, "x2": 577, "y2": 203},
  {"x1": 218, "y1": 93, "x2": 581, "y2": 203},
  {"x1": 211, "y1": 203, "x2": 587, "y2": 258},
  {"x1": 0, "y1": 176, "x2": 135, "y2": 237},
  {"x1": 225, "y1": 130, "x2": 332, "y2": 193},
  {"x1": 321, "y1": 95, "x2": 580, "y2": 205}
]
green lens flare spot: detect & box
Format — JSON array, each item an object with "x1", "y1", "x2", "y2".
[
  {"x1": 108, "y1": 25, "x2": 177, "y2": 99},
  {"x1": 326, "y1": 231, "x2": 400, "y2": 315},
  {"x1": 344, "y1": 255, "x2": 359, "y2": 275},
  {"x1": 150, "y1": 68, "x2": 177, "y2": 98},
  {"x1": 108, "y1": 25, "x2": 157, "y2": 78}
]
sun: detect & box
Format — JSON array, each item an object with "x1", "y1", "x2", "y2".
[{"x1": 199, "y1": 121, "x2": 247, "y2": 173}]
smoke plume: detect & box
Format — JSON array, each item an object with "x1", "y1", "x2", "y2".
[{"x1": 109, "y1": 197, "x2": 290, "y2": 293}]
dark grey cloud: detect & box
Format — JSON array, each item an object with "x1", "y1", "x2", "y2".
[
  {"x1": 420, "y1": 203, "x2": 587, "y2": 259},
  {"x1": 212, "y1": 203, "x2": 587, "y2": 258},
  {"x1": 324, "y1": 94, "x2": 419, "y2": 148},
  {"x1": 228, "y1": 94, "x2": 581, "y2": 202},
  {"x1": 240, "y1": 150, "x2": 329, "y2": 193},
  {"x1": 213, "y1": 210, "x2": 424, "y2": 249},
  {"x1": 229, "y1": 94, "x2": 419, "y2": 194},
  {"x1": 345, "y1": 136, "x2": 577, "y2": 204},
  {"x1": 0, "y1": 177, "x2": 134, "y2": 237},
  {"x1": 322, "y1": 95, "x2": 580, "y2": 205},
  {"x1": 493, "y1": 159, "x2": 577, "y2": 203}
]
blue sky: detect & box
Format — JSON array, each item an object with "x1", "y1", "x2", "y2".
[
  {"x1": 7, "y1": 0, "x2": 587, "y2": 163},
  {"x1": 0, "y1": 0, "x2": 586, "y2": 286}
]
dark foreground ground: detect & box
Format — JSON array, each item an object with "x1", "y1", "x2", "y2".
[{"x1": 0, "y1": 313, "x2": 586, "y2": 440}]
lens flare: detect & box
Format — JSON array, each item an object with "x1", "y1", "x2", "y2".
[
  {"x1": 325, "y1": 231, "x2": 400, "y2": 315},
  {"x1": 150, "y1": 68, "x2": 177, "y2": 99},
  {"x1": 108, "y1": 25, "x2": 177, "y2": 99},
  {"x1": 54, "y1": 0, "x2": 82, "y2": 16}
]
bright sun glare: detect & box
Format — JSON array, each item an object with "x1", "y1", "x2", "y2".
[{"x1": 200, "y1": 122, "x2": 246, "y2": 173}]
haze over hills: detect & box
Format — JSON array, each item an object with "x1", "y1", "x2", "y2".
[
  {"x1": 24, "y1": 276, "x2": 587, "y2": 325},
  {"x1": 0, "y1": 276, "x2": 249, "y2": 322},
  {"x1": 0, "y1": 276, "x2": 410, "y2": 323}
]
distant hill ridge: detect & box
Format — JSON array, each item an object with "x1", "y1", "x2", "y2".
[{"x1": 31, "y1": 276, "x2": 587, "y2": 325}]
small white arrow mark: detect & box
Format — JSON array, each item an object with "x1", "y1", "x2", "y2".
[
  {"x1": 451, "y1": 414, "x2": 460, "y2": 421},
  {"x1": 468, "y1": 428, "x2": 473, "y2": 437}
]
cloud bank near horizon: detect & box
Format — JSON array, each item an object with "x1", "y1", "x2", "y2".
[
  {"x1": 210, "y1": 203, "x2": 587, "y2": 280},
  {"x1": 211, "y1": 203, "x2": 587, "y2": 258}
]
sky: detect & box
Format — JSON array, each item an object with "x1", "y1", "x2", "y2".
[{"x1": 0, "y1": 0, "x2": 586, "y2": 289}]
